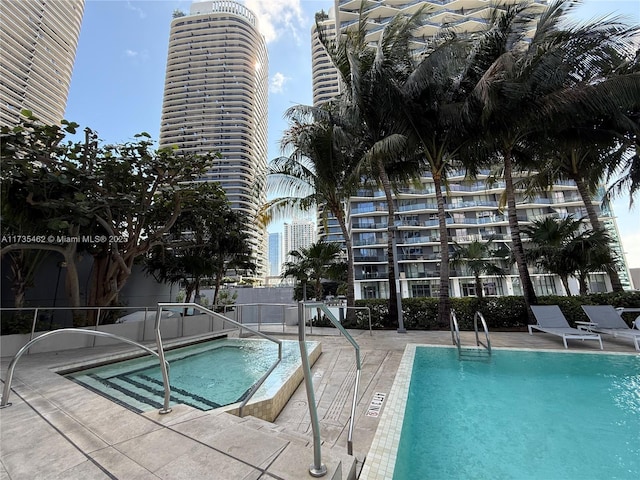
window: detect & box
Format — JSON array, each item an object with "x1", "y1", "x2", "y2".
[
  {"x1": 411, "y1": 284, "x2": 431, "y2": 298},
  {"x1": 461, "y1": 282, "x2": 477, "y2": 297},
  {"x1": 533, "y1": 276, "x2": 557, "y2": 296}
]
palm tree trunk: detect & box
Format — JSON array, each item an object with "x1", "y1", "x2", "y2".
[
  {"x1": 337, "y1": 212, "x2": 356, "y2": 322},
  {"x1": 378, "y1": 159, "x2": 399, "y2": 327},
  {"x1": 474, "y1": 274, "x2": 484, "y2": 299},
  {"x1": 503, "y1": 150, "x2": 537, "y2": 311},
  {"x1": 560, "y1": 275, "x2": 571, "y2": 296},
  {"x1": 434, "y1": 172, "x2": 451, "y2": 327},
  {"x1": 573, "y1": 176, "x2": 624, "y2": 292}
]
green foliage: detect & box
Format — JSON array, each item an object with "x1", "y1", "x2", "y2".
[
  {"x1": 282, "y1": 240, "x2": 346, "y2": 301},
  {"x1": 1, "y1": 112, "x2": 217, "y2": 308},
  {"x1": 339, "y1": 292, "x2": 640, "y2": 331},
  {"x1": 145, "y1": 182, "x2": 255, "y2": 305}
]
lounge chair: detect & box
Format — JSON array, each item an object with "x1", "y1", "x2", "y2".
[
  {"x1": 581, "y1": 305, "x2": 640, "y2": 351},
  {"x1": 529, "y1": 305, "x2": 603, "y2": 349}
]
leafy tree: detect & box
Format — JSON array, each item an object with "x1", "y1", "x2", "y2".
[
  {"x1": 450, "y1": 238, "x2": 509, "y2": 299},
  {"x1": 1, "y1": 112, "x2": 215, "y2": 312},
  {"x1": 2, "y1": 113, "x2": 99, "y2": 314},
  {"x1": 146, "y1": 183, "x2": 255, "y2": 306},
  {"x1": 262, "y1": 103, "x2": 361, "y2": 319}
]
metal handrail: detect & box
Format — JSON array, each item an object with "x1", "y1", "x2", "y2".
[
  {"x1": 154, "y1": 303, "x2": 282, "y2": 416},
  {"x1": 306, "y1": 304, "x2": 372, "y2": 336},
  {"x1": 474, "y1": 311, "x2": 492, "y2": 354},
  {"x1": 302, "y1": 302, "x2": 362, "y2": 457},
  {"x1": 297, "y1": 302, "x2": 327, "y2": 477},
  {"x1": 0, "y1": 329, "x2": 170, "y2": 408},
  {"x1": 450, "y1": 310, "x2": 461, "y2": 355}
]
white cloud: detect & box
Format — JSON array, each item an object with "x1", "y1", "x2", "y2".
[
  {"x1": 125, "y1": 1, "x2": 147, "y2": 19},
  {"x1": 243, "y1": 0, "x2": 307, "y2": 44},
  {"x1": 270, "y1": 72, "x2": 290, "y2": 93},
  {"x1": 124, "y1": 49, "x2": 149, "y2": 62}
]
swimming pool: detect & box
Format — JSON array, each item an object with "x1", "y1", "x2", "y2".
[
  {"x1": 65, "y1": 338, "x2": 321, "y2": 421},
  {"x1": 362, "y1": 345, "x2": 640, "y2": 480}
]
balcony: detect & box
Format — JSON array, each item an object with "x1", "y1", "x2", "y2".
[{"x1": 355, "y1": 270, "x2": 389, "y2": 280}]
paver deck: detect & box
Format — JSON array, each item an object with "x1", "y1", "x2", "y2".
[{"x1": 1, "y1": 327, "x2": 637, "y2": 479}]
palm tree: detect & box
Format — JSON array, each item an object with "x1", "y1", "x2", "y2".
[
  {"x1": 523, "y1": 125, "x2": 628, "y2": 291},
  {"x1": 261, "y1": 103, "x2": 361, "y2": 318},
  {"x1": 522, "y1": 216, "x2": 617, "y2": 295},
  {"x1": 281, "y1": 240, "x2": 346, "y2": 303},
  {"x1": 450, "y1": 238, "x2": 509, "y2": 299},
  {"x1": 465, "y1": 0, "x2": 639, "y2": 309},
  {"x1": 316, "y1": 7, "x2": 426, "y2": 327},
  {"x1": 522, "y1": 216, "x2": 584, "y2": 295},
  {"x1": 566, "y1": 228, "x2": 618, "y2": 295}
]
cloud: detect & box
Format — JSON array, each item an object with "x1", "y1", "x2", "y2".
[
  {"x1": 243, "y1": 0, "x2": 307, "y2": 44},
  {"x1": 270, "y1": 72, "x2": 291, "y2": 93},
  {"x1": 125, "y1": 1, "x2": 147, "y2": 19},
  {"x1": 124, "y1": 49, "x2": 149, "y2": 62}
]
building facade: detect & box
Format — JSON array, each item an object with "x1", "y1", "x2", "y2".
[
  {"x1": 268, "y1": 232, "x2": 282, "y2": 277},
  {"x1": 159, "y1": 1, "x2": 269, "y2": 277},
  {"x1": 283, "y1": 220, "x2": 317, "y2": 262},
  {"x1": 0, "y1": 0, "x2": 85, "y2": 126},
  {"x1": 312, "y1": 0, "x2": 632, "y2": 299}
]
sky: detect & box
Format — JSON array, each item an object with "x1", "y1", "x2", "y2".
[{"x1": 64, "y1": 0, "x2": 640, "y2": 270}]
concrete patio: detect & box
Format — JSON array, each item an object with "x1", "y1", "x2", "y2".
[{"x1": 1, "y1": 328, "x2": 637, "y2": 479}]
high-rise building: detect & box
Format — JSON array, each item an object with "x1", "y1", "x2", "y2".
[
  {"x1": 268, "y1": 232, "x2": 282, "y2": 277},
  {"x1": 0, "y1": 0, "x2": 85, "y2": 126},
  {"x1": 283, "y1": 220, "x2": 316, "y2": 262},
  {"x1": 159, "y1": 1, "x2": 269, "y2": 278},
  {"x1": 312, "y1": 0, "x2": 632, "y2": 299}
]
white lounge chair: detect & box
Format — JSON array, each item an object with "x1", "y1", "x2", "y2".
[
  {"x1": 581, "y1": 305, "x2": 640, "y2": 351},
  {"x1": 529, "y1": 305, "x2": 603, "y2": 349}
]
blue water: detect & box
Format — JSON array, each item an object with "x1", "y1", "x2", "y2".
[
  {"x1": 67, "y1": 339, "x2": 311, "y2": 411},
  {"x1": 393, "y1": 347, "x2": 640, "y2": 480}
]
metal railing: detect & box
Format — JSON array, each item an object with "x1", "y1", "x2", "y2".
[
  {"x1": 0, "y1": 329, "x2": 169, "y2": 408},
  {"x1": 450, "y1": 309, "x2": 461, "y2": 355},
  {"x1": 154, "y1": 303, "x2": 282, "y2": 416},
  {"x1": 451, "y1": 310, "x2": 492, "y2": 356},
  {"x1": 0, "y1": 305, "x2": 158, "y2": 344},
  {"x1": 474, "y1": 311, "x2": 492, "y2": 354},
  {"x1": 306, "y1": 304, "x2": 372, "y2": 336},
  {"x1": 297, "y1": 301, "x2": 362, "y2": 477}
]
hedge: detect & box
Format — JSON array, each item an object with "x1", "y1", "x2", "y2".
[{"x1": 315, "y1": 291, "x2": 640, "y2": 331}]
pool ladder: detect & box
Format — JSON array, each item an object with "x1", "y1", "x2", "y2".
[{"x1": 450, "y1": 310, "x2": 492, "y2": 358}]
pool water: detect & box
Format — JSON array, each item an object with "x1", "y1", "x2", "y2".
[
  {"x1": 394, "y1": 347, "x2": 640, "y2": 480},
  {"x1": 66, "y1": 338, "x2": 311, "y2": 412}
]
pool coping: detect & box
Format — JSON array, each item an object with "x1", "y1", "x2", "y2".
[{"x1": 359, "y1": 343, "x2": 639, "y2": 480}]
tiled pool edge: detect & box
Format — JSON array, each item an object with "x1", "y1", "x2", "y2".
[{"x1": 359, "y1": 343, "x2": 416, "y2": 480}]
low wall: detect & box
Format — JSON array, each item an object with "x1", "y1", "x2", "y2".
[{"x1": 0, "y1": 313, "x2": 226, "y2": 357}]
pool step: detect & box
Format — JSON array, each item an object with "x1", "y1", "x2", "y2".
[
  {"x1": 458, "y1": 347, "x2": 491, "y2": 360},
  {"x1": 71, "y1": 373, "x2": 221, "y2": 412}
]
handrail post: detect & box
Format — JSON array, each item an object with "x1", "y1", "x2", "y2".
[
  {"x1": 92, "y1": 308, "x2": 102, "y2": 347},
  {"x1": 304, "y1": 302, "x2": 362, "y2": 457},
  {"x1": 298, "y1": 302, "x2": 327, "y2": 477},
  {"x1": 154, "y1": 305, "x2": 172, "y2": 414},
  {"x1": 450, "y1": 310, "x2": 461, "y2": 355},
  {"x1": 474, "y1": 311, "x2": 492, "y2": 354},
  {"x1": 30, "y1": 308, "x2": 39, "y2": 342}
]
